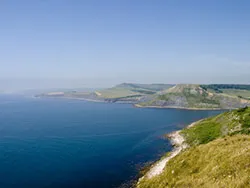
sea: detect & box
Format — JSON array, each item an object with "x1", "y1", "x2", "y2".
[{"x1": 0, "y1": 94, "x2": 222, "y2": 188}]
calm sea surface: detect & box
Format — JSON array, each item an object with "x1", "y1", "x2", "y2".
[{"x1": 0, "y1": 94, "x2": 222, "y2": 188}]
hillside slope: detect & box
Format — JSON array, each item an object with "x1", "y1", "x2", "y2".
[
  {"x1": 138, "y1": 107, "x2": 250, "y2": 188},
  {"x1": 181, "y1": 106, "x2": 250, "y2": 145},
  {"x1": 138, "y1": 84, "x2": 250, "y2": 109},
  {"x1": 138, "y1": 135, "x2": 250, "y2": 188}
]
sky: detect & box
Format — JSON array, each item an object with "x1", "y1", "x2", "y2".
[{"x1": 0, "y1": 0, "x2": 250, "y2": 90}]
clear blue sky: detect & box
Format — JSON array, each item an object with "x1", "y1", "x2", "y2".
[{"x1": 1, "y1": 0, "x2": 250, "y2": 90}]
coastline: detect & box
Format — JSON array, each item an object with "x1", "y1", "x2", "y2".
[
  {"x1": 137, "y1": 131, "x2": 187, "y2": 184},
  {"x1": 36, "y1": 96, "x2": 137, "y2": 104},
  {"x1": 146, "y1": 131, "x2": 187, "y2": 177},
  {"x1": 35, "y1": 96, "x2": 106, "y2": 103},
  {"x1": 134, "y1": 104, "x2": 225, "y2": 111},
  {"x1": 137, "y1": 122, "x2": 197, "y2": 185},
  {"x1": 37, "y1": 96, "x2": 228, "y2": 111}
]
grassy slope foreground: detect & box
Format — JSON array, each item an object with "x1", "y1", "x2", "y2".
[
  {"x1": 138, "y1": 84, "x2": 250, "y2": 109},
  {"x1": 138, "y1": 107, "x2": 250, "y2": 188}
]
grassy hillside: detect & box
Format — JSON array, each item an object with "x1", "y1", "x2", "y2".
[
  {"x1": 181, "y1": 107, "x2": 250, "y2": 146},
  {"x1": 138, "y1": 84, "x2": 250, "y2": 109},
  {"x1": 138, "y1": 135, "x2": 250, "y2": 188},
  {"x1": 138, "y1": 107, "x2": 250, "y2": 188}
]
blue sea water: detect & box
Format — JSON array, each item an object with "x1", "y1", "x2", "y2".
[{"x1": 0, "y1": 95, "x2": 222, "y2": 188}]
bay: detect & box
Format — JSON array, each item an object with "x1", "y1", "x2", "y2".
[{"x1": 0, "y1": 95, "x2": 222, "y2": 188}]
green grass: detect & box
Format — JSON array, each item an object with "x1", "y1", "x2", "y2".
[
  {"x1": 181, "y1": 107, "x2": 250, "y2": 146},
  {"x1": 138, "y1": 135, "x2": 250, "y2": 188},
  {"x1": 181, "y1": 120, "x2": 221, "y2": 145},
  {"x1": 97, "y1": 88, "x2": 139, "y2": 98}
]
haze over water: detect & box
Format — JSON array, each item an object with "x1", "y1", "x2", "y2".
[{"x1": 0, "y1": 95, "x2": 222, "y2": 188}]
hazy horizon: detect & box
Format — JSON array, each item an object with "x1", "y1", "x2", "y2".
[
  {"x1": 1, "y1": 1, "x2": 250, "y2": 91},
  {"x1": 2, "y1": 78, "x2": 250, "y2": 93}
]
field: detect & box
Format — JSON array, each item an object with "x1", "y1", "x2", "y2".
[
  {"x1": 96, "y1": 88, "x2": 142, "y2": 98},
  {"x1": 221, "y1": 89, "x2": 250, "y2": 99}
]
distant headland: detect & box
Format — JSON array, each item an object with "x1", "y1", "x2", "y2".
[{"x1": 36, "y1": 83, "x2": 250, "y2": 110}]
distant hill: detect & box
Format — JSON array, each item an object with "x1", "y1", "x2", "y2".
[
  {"x1": 37, "y1": 83, "x2": 250, "y2": 109},
  {"x1": 37, "y1": 83, "x2": 173, "y2": 103},
  {"x1": 137, "y1": 84, "x2": 250, "y2": 109},
  {"x1": 138, "y1": 107, "x2": 250, "y2": 188}
]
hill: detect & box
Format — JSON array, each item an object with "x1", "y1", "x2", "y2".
[
  {"x1": 137, "y1": 107, "x2": 250, "y2": 188},
  {"x1": 137, "y1": 84, "x2": 250, "y2": 109}
]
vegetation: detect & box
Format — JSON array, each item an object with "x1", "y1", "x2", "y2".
[
  {"x1": 181, "y1": 107, "x2": 250, "y2": 146},
  {"x1": 201, "y1": 84, "x2": 250, "y2": 92},
  {"x1": 138, "y1": 107, "x2": 250, "y2": 188},
  {"x1": 116, "y1": 83, "x2": 174, "y2": 91},
  {"x1": 138, "y1": 135, "x2": 250, "y2": 188}
]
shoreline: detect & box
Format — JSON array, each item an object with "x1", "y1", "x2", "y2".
[
  {"x1": 37, "y1": 96, "x2": 229, "y2": 111},
  {"x1": 137, "y1": 131, "x2": 188, "y2": 184},
  {"x1": 147, "y1": 131, "x2": 187, "y2": 178},
  {"x1": 137, "y1": 119, "x2": 201, "y2": 185},
  {"x1": 35, "y1": 96, "x2": 106, "y2": 103},
  {"x1": 137, "y1": 122, "x2": 197, "y2": 185},
  {"x1": 134, "y1": 104, "x2": 225, "y2": 111}
]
